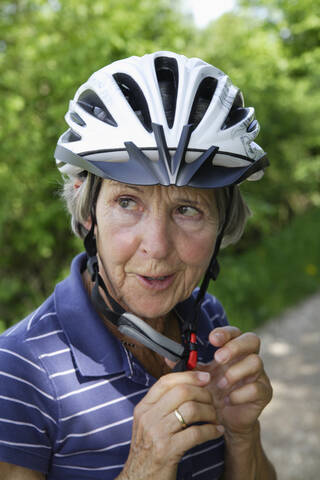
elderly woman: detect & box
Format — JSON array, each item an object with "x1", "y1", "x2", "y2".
[{"x1": 0, "y1": 52, "x2": 276, "y2": 479}]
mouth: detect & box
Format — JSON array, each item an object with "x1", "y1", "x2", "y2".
[
  {"x1": 136, "y1": 273, "x2": 175, "y2": 290},
  {"x1": 143, "y1": 275, "x2": 169, "y2": 281}
]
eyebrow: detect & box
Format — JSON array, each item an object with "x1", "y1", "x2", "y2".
[
  {"x1": 175, "y1": 198, "x2": 201, "y2": 206},
  {"x1": 110, "y1": 183, "x2": 144, "y2": 194},
  {"x1": 122, "y1": 184, "x2": 144, "y2": 192}
]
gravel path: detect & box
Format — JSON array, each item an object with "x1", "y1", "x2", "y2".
[{"x1": 257, "y1": 292, "x2": 320, "y2": 479}]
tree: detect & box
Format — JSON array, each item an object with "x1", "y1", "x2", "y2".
[
  {"x1": 0, "y1": 0, "x2": 195, "y2": 327},
  {"x1": 191, "y1": 5, "x2": 320, "y2": 242}
]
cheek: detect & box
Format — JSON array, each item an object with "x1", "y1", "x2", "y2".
[
  {"x1": 98, "y1": 222, "x2": 139, "y2": 266},
  {"x1": 179, "y1": 226, "x2": 217, "y2": 268}
]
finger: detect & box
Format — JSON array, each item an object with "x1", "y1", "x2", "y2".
[
  {"x1": 214, "y1": 332, "x2": 261, "y2": 365},
  {"x1": 216, "y1": 354, "x2": 264, "y2": 391},
  {"x1": 133, "y1": 383, "x2": 216, "y2": 446},
  {"x1": 227, "y1": 380, "x2": 272, "y2": 406},
  {"x1": 142, "y1": 371, "x2": 211, "y2": 405},
  {"x1": 209, "y1": 326, "x2": 241, "y2": 347},
  {"x1": 170, "y1": 401, "x2": 218, "y2": 433},
  {"x1": 150, "y1": 381, "x2": 214, "y2": 421},
  {"x1": 172, "y1": 423, "x2": 224, "y2": 456}
]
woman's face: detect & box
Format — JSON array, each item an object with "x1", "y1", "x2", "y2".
[{"x1": 93, "y1": 180, "x2": 219, "y2": 321}]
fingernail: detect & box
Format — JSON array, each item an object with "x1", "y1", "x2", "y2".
[
  {"x1": 215, "y1": 349, "x2": 229, "y2": 364},
  {"x1": 212, "y1": 332, "x2": 224, "y2": 343},
  {"x1": 217, "y1": 425, "x2": 225, "y2": 434},
  {"x1": 196, "y1": 371, "x2": 210, "y2": 382}
]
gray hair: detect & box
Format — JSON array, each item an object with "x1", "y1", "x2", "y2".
[{"x1": 61, "y1": 173, "x2": 251, "y2": 248}]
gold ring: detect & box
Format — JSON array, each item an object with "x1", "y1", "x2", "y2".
[{"x1": 174, "y1": 409, "x2": 187, "y2": 429}]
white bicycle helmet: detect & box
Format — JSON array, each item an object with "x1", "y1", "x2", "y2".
[{"x1": 55, "y1": 51, "x2": 268, "y2": 188}]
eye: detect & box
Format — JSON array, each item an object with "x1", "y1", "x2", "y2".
[
  {"x1": 118, "y1": 197, "x2": 137, "y2": 210},
  {"x1": 177, "y1": 205, "x2": 200, "y2": 217}
]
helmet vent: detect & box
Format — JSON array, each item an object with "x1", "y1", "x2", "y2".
[
  {"x1": 221, "y1": 90, "x2": 248, "y2": 130},
  {"x1": 61, "y1": 129, "x2": 81, "y2": 143},
  {"x1": 113, "y1": 73, "x2": 152, "y2": 133},
  {"x1": 188, "y1": 77, "x2": 217, "y2": 129},
  {"x1": 70, "y1": 111, "x2": 86, "y2": 127},
  {"x1": 77, "y1": 90, "x2": 118, "y2": 127},
  {"x1": 155, "y1": 56, "x2": 179, "y2": 129}
]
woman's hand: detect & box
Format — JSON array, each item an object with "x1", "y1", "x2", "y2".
[
  {"x1": 199, "y1": 326, "x2": 273, "y2": 439},
  {"x1": 120, "y1": 370, "x2": 224, "y2": 480}
]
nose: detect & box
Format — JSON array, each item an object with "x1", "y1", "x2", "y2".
[{"x1": 139, "y1": 214, "x2": 172, "y2": 260}]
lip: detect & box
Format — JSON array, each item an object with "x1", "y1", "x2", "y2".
[{"x1": 136, "y1": 273, "x2": 175, "y2": 291}]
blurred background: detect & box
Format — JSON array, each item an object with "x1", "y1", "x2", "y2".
[
  {"x1": 1, "y1": 2, "x2": 320, "y2": 478},
  {"x1": 0, "y1": 0, "x2": 319, "y2": 331}
]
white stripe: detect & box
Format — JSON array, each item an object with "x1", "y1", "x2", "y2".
[
  {"x1": 57, "y1": 373, "x2": 126, "y2": 400},
  {"x1": 49, "y1": 368, "x2": 78, "y2": 379},
  {"x1": 201, "y1": 298, "x2": 212, "y2": 308},
  {"x1": 192, "y1": 461, "x2": 224, "y2": 477},
  {"x1": 145, "y1": 373, "x2": 151, "y2": 387},
  {"x1": 39, "y1": 347, "x2": 70, "y2": 359},
  {"x1": 0, "y1": 395, "x2": 57, "y2": 424},
  {"x1": 0, "y1": 417, "x2": 46, "y2": 434},
  {"x1": 57, "y1": 416, "x2": 133, "y2": 444},
  {"x1": 5, "y1": 323, "x2": 20, "y2": 336},
  {"x1": 27, "y1": 307, "x2": 41, "y2": 331},
  {"x1": 39, "y1": 312, "x2": 57, "y2": 321},
  {"x1": 60, "y1": 388, "x2": 148, "y2": 422},
  {"x1": 26, "y1": 330, "x2": 63, "y2": 342},
  {"x1": 0, "y1": 439, "x2": 51, "y2": 450},
  {"x1": 28, "y1": 312, "x2": 57, "y2": 331},
  {"x1": 196, "y1": 336, "x2": 205, "y2": 346},
  {"x1": 123, "y1": 347, "x2": 134, "y2": 377},
  {"x1": 0, "y1": 371, "x2": 54, "y2": 400},
  {"x1": 210, "y1": 313, "x2": 221, "y2": 323},
  {"x1": 0, "y1": 348, "x2": 44, "y2": 372},
  {"x1": 183, "y1": 440, "x2": 224, "y2": 460},
  {"x1": 54, "y1": 440, "x2": 131, "y2": 457},
  {"x1": 53, "y1": 463, "x2": 124, "y2": 471}
]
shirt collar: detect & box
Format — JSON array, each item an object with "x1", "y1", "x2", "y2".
[{"x1": 54, "y1": 253, "x2": 126, "y2": 377}]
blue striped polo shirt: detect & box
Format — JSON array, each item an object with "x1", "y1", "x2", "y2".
[{"x1": 0, "y1": 253, "x2": 228, "y2": 479}]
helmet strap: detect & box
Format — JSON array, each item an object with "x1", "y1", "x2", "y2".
[
  {"x1": 173, "y1": 185, "x2": 235, "y2": 372},
  {"x1": 83, "y1": 185, "x2": 234, "y2": 372}
]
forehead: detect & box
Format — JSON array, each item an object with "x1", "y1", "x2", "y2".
[{"x1": 101, "y1": 179, "x2": 216, "y2": 206}]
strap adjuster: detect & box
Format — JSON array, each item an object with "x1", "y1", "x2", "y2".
[{"x1": 87, "y1": 255, "x2": 98, "y2": 280}]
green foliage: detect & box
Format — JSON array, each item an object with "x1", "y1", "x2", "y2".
[
  {"x1": 211, "y1": 207, "x2": 320, "y2": 331},
  {"x1": 191, "y1": 5, "x2": 320, "y2": 242},
  {"x1": 0, "y1": 0, "x2": 319, "y2": 329},
  {"x1": 0, "y1": 0, "x2": 195, "y2": 326}
]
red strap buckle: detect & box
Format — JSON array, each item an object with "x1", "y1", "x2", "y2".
[{"x1": 187, "y1": 332, "x2": 198, "y2": 370}]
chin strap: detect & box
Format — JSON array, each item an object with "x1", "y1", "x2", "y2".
[{"x1": 84, "y1": 186, "x2": 234, "y2": 372}]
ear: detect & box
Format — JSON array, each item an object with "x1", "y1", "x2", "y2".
[
  {"x1": 83, "y1": 218, "x2": 92, "y2": 231},
  {"x1": 73, "y1": 178, "x2": 83, "y2": 190}
]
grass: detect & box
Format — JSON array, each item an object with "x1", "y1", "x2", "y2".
[{"x1": 209, "y1": 207, "x2": 320, "y2": 331}]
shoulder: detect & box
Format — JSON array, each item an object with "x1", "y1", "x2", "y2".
[
  {"x1": 0, "y1": 296, "x2": 60, "y2": 471},
  {"x1": 0, "y1": 293, "x2": 60, "y2": 403}
]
